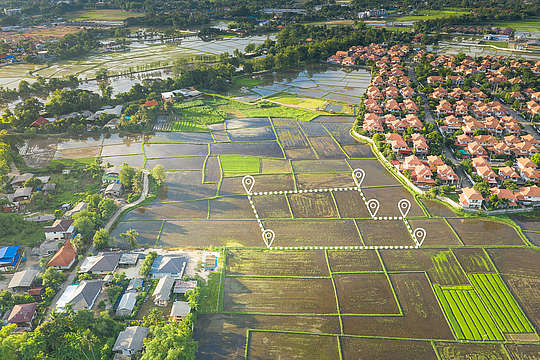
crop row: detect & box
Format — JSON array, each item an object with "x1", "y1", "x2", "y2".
[{"x1": 468, "y1": 273, "x2": 534, "y2": 333}]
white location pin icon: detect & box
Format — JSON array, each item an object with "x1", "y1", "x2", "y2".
[
  {"x1": 413, "y1": 228, "x2": 426, "y2": 247},
  {"x1": 262, "y1": 229, "x2": 275, "y2": 248},
  {"x1": 352, "y1": 168, "x2": 366, "y2": 188},
  {"x1": 398, "y1": 199, "x2": 411, "y2": 218},
  {"x1": 242, "y1": 175, "x2": 255, "y2": 194},
  {"x1": 366, "y1": 199, "x2": 380, "y2": 218}
]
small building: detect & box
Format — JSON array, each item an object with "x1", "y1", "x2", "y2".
[
  {"x1": 102, "y1": 166, "x2": 122, "y2": 183},
  {"x1": 44, "y1": 219, "x2": 74, "y2": 241},
  {"x1": 173, "y1": 280, "x2": 197, "y2": 294},
  {"x1": 459, "y1": 187, "x2": 484, "y2": 209},
  {"x1": 0, "y1": 245, "x2": 22, "y2": 271},
  {"x1": 126, "y1": 278, "x2": 143, "y2": 293},
  {"x1": 8, "y1": 269, "x2": 39, "y2": 290},
  {"x1": 7, "y1": 302, "x2": 37, "y2": 327},
  {"x1": 105, "y1": 182, "x2": 123, "y2": 197},
  {"x1": 119, "y1": 253, "x2": 139, "y2": 267},
  {"x1": 47, "y1": 238, "x2": 77, "y2": 269},
  {"x1": 203, "y1": 253, "x2": 217, "y2": 270},
  {"x1": 112, "y1": 326, "x2": 149, "y2": 357},
  {"x1": 150, "y1": 256, "x2": 187, "y2": 279},
  {"x1": 12, "y1": 187, "x2": 32, "y2": 203},
  {"x1": 116, "y1": 292, "x2": 137, "y2": 317},
  {"x1": 152, "y1": 274, "x2": 174, "y2": 306},
  {"x1": 79, "y1": 253, "x2": 121, "y2": 274},
  {"x1": 64, "y1": 201, "x2": 87, "y2": 217},
  {"x1": 10, "y1": 173, "x2": 33, "y2": 188},
  {"x1": 169, "y1": 301, "x2": 191, "y2": 321},
  {"x1": 56, "y1": 280, "x2": 103, "y2": 312}
]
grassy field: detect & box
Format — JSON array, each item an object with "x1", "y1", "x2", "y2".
[
  {"x1": 394, "y1": 9, "x2": 470, "y2": 22},
  {"x1": 219, "y1": 97, "x2": 325, "y2": 122},
  {"x1": 0, "y1": 213, "x2": 44, "y2": 247},
  {"x1": 482, "y1": 41, "x2": 509, "y2": 49},
  {"x1": 219, "y1": 155, "x2": 261, "y2": 174},
  {"x1": 267, "y1": 93, "x2": 327, "y2": 111},
  {"x1": 66, "y1": 9, "x2": 145, "y2": 21},
  {"x1": 169, "y1": 99, "x2": 227, "y2": 131},
  {"x1": 486, "y1": 18, "x2": 540, "y2": 32},
  {"x1": 231, "y1": 76, "x2": 264, "y2": 88}
]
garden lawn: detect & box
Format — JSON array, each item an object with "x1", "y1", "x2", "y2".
[
  {"x1": 220, "y1": 155, "x2": 261, "y2": 174},
  {"x1": 219, "y1": 97, "x2": 325, "y2": 122},
  {"x1": 66, "y1": 9, "x2": 144, "y2": 21},
  {"x1": 267, "y1": 93, "x2": 327, "y2": 111},
  {"x1": 394, "y1": 9, "x2": 469, "y2": 22}
]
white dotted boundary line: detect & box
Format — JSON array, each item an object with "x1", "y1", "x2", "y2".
[{"x1": 267, "y1": 245, "x2": 419, "y2": 250}]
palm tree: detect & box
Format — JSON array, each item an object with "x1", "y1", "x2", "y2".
[{"x1": 121, "y1": 228, "x2": 139, "y2": 249}]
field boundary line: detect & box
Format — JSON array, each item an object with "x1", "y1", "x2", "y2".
[
  {"x1": 225, "y1": 274, "x2": 331, "y2": 279},
  {"x1": 268, "y1": 117, "x2": 288, "y2": 160},
  {"x1": 329, "y1": 190, "x2": 341, "y2": 219},
  {"x1": 325, "y1": 250, "x2": 343, "y2": 334},
  {"x1": 376, "y1": 249, "x2": 403, "y2": 316},
  {"x1": 201, "y1": 150, "x2": 211, "y2": 183},
  {"x1": 244, "y1": 329, "x2": 250, "y2": 360},
  {"x1": 337, "y1": 336, "x2": 344, "y2": 360},
  {"x1": 206, "y1": 199, "x2": 211, "y2": 220},
  {"x1": 431, "y1": 340, "x2": 443, "y2": 360},
  {"x1": 154, "y1": 220, "x2": 165, "y2": 246},
  {"x1": 283, "y1": 193, "x2": 294, "y2": 219},
  {"x1": 352, "y1": 220, "x2": 366, "y2": 246},
  {"x1": 216, "y1": 248, "x2": 226, "y2": 313},
  {"x1": 443, "y1": 218, "x2": 465, "y2": 246},
  {"x1": 321, "y1": 123, "x2": 351, "y2": 160}
]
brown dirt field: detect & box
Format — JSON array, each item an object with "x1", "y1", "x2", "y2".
[
  {"x1": 333, "y1": 191, "x2": 372, "y2": 218},
  {"x1": 452, "y1": 248, "x2": 496, "y2": 273},
  {"x1": 145, "y1": 156, "x2": 205, "y2": 171},
  {"x1": 158, "y1": 220, "x2": 260, "y2": 248},
  {"x1": 503, "y1": 275, "x2": 540, "y2": 330},
  {"x1": 123, "y1": 200, "x2": 208, "y2": 221},
  {"x1": 0, "y1": 25, "x2": 82, "y2": 42},
  {"x1": 220, "y1": 174, "x2": 294, "y2": 195},
  {"x1": 111, "y1": 220, "x2": 162, "y2": 246},
  {"x1": 420, "y1": 199, "x2": 459, "y2": 217},
  {"x1": 275, "y1": 127, "x2": 310, "y2": 149},
  {"x1": 211, "y1": 130, "x2": 229, "y2": 142},
  {"x1": 247, "y1": 331, "x2": 339, "y2": 360},
  {"x1": 362, "y1": 187, "x2": 425, "y2": 217},
  {"x1": 309, "y1": 136, "x2": 346, "y2": 159},
  {"x1": 341, "y1": 337, "x2": 437, "y2": 360},
  {"x1": 435, "y1": 342, "x2": 510, "y2": 360},
  {"x1": 261, "y1": 158, "x2": 291, "y2": 174},
  {"x1": 408, "y1": 219, "x2": 461, "y2": 246},
  {"x1": 334, "y1": 273, "x2": 400, "y2": 314},
  {"x1": 252, "y1": 194, "x2": 292, "y2": 219},
  {"x1": 342, "y1": 144, "x2": 375, "y2": 158},
  {"x1": 292, "y1": 159, "x2": 351, "y2": 173},
  {"x1": 157, "y1": 171, "x2": 217, "y2": 202},
  {"x1": 284, "y1": 147, "x2": 318, "y2": 160},
  {"x1": 347, "y1": 159, "x2": 400, "y2": 187},
  {"x1": 511, "y1": 213, "x2": 540, "y2": 232},
  {"x1": 262, "y1": 219, "x2": 362, "y2": 247},
  {"x1": 295, "y1": 173, "x2": 355, "y2": 189},
  {"x1": 223, "y1": 277, "x2": 337, "y2": 314},
  {"x1": 54, "y1": 146, "x2": 101, "y2": 159},
  {"x1": 209, "y1": 196, "x2": 253, "y2": 219},
  {"x1": 204, "y1": 156, "x2": 221, "y2": 182},
  {"x1": 487, "y1": 248, "x2": 540, "y2": 278},
  {"x1": 447, "y1": 218, "x2": 524, "y2": 246},
  {"x1": 104, "y1": 154, "x2": 145, "y2": 168},
  {"x1": 144, "y1": 143, "x2": 208, "y2": 157},
  {"x1": 287, "y1": 192, "x2": 339, "y2": 218},
  {"x1": 342, "y1": 273, "x2": 453, "y2": 339},
  {"x1": 523, "y1": 231, "x2": 540, "y2": 247},
  {"x1": 226, "y1": 249, "x2": 329, "y2": 277},
  {"x1": 356, "y1": 220, "x2": 413, "y2": 246},
  {"x1": 505, "y1": 344, "x2": 540, "y2": 360},
  {"x1": 271, "y1": 117, "x2": 298, "y2": 128},
  {"x1": 327, "y1": 250, "x2": 382, "y2": 272}
]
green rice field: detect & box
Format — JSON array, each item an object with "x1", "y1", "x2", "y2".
[{"x1": 220, "y1": 155, "x2": 261, "y2": 174}]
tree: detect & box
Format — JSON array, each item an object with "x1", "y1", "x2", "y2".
[
  {"x1": 41, "y1": 267, "x2": 66, "y2": 290},
  {"x1": 140, "y1": 317, "x2": 197, "y2": 360},
  {"x1": 120, "y1": 228, "x2": 139, "y2": 249},
  {"x1": 151, "y1": 165, "x2": 167, "y2": 186},
  {"x1": 473, "y1": 180, "x2": 491, "y2": 198},
  {"x1": 532, "y1": 153, "x2": 540, "y2": 167},
  {"x1": 186, "y1": 287, "x2": 200, "y2": 311},
  {"x1": 73, "y1": 211, "x2": 96, "y2": 239},
  {"x1": 119, "y1": 163, "x2": 136, "y2": 191},
  {"x1": 93, "y1": 228, "x2": 110, "y2": 250}
]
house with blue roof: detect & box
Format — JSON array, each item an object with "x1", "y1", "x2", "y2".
[{"x1": 0, "y1": 245, "x2": 22, "y2": 271}]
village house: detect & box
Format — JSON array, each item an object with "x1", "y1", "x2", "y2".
[
  {"x1": 152, "y1": 274, "x2": 174, "y2": 306},
  {"x1": 169, "y1": 301, "x2": 191, "y2": 321},
  {"x1": 56, "y1": 280, "x2": 103, "y2": 312},
  {"x1": 460, "y1": 187, "x2": 484, "y2": 209},
  {"x1": 116, "y1": 292, "x2": 138, "y2": 317},
  {"x1": 47, "y1": 238, "x2": 77, "y2": 269},
  {"x1": 113, "y1": 326, "x2": 149, "y2": 357},
  {"x1": 44, "y1": 219, "x2": 74, "y2": 241},
  {"x1": 7, "y1": 302, "x2": 37, "y2": 328}
]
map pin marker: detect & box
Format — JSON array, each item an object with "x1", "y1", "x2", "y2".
[
  {"x1": 352, "y1": 168, "x2": 365, "y2": 188},
  {"x1": 262, "y1": 229, "x2": 275, "y2": 249},
  {"x1": 413, "y1": 228, "x2": 426, "y2": 247},
  {"x1": 398, "y1": 199, "x2": 411, "y2": 218},
  {"x1": 242, "y1": 175, "x2": 255, "y2": 195},
  {"x1": 366, "y1": 199, "x2": 380, "y2": 218}
]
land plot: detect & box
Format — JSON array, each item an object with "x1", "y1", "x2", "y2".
[
  {"x1": 327, "y1": 250, "x2": 382, "y2": 272},
  {"x1": 296, "y1": 173, "x2": 355, "y2": 190},
  {"x1": 342, "y1": 273, "x2": 453, "y2": 339},
  {"x1": 275, "y1": 127, "x2": 310, "y2": 149},
  {"x1": 323, "y1": 123, "x2": 357, "y2": 146},
  {"x1": 211, "y1": 142, "x2": 284, "y2": 158},
  {"x1": 261, "y1": 158, "x2": 291, "y2": 174},
  {"x1": 54, "y1": 146, "x2": 101, "y2": 160},
  {"x1": 223, "y1": 277, "x2": 337, "y2": 314},
  {"x1": 341, "y1": 337, "x2": 437, "y2": 360},
  {"x1": 299, "y1": 122, "x2": 328, "y2": 137},
  {"x1": 144, "y1": 143, "x2": 208, "y2": 158},
  {"x1": 101, "y1": 133, "x2": 142, "y2": 146},
  {"x1": 435, "y1": 342, "x2": 510, "y2": 360},
  {"x1": 420, "y1": 199, "x2": 458, "y2": 218},
  {"x1": 334, "y1": 273, "x2": 400, "y2": 314},
  {"x1": 103, "y1": 154, "x2": 145, "y2": 168},
  {"x1": 486, "y1": 248, "x2": 540, "y2": 278},
  {"x1": 225, "y1": 117, "x2": 270, "y2": 130},
  {"x1": 252, "y1": 194, "x2": 291, "y2": 219},
  {"x1": 227, "y1": 127, "x2": 276, "y2": 142},
  {"x1": 158, "y1": 171, "x2": 217, "y2": 202},
  {"x1": 111, "y1": 221, "x2": 162, "y2": 246},
  {"x1": 356, "y1": 220, "x2": 412, "y2": 247},
  {"x1": 452, "y1": 248, "x2": 495, "y2": 273},
  {"x1": 204, "y1": 156, "x2": 221, "y2": 182},
  {"x1": 123, "y1": 200, "x2": 208, "y2": 221},
  {"x1": 324, "y1": 93, "x2": 362, "y2": 104},
  {"x1": 523, "y1": 231, "x2": 540, "y2": 247},
  {"x1": 408, "y1": 219, "x2": 461, "y2": 246},
  {"x1": 209, "y1": 196, "x2": 253, "y2": 219},
  {"x1": 145, "y1": 156, "x2": 205, "y2": 170},
  {"x1": 226, "y1": 249, "x2": 328, "y2": 276},
  {"x1": 309, "y1": 136, "x2": 345, "y2": 159},
  {"x1": 211, "y1": 130, "x2": 230, "y2": 142},
  {"x1": 468, "y1": 273, "x2": 534, "y2": 333},
  {"x1": 23, "y1": 137, "x2": 57, "y2": 155},
  {"x1": 292, "y1": 159, "x2": 350, "y2": 173},
  {"x1": 144, "y1": 131, "x2": 213, "y2": 143},
  {"x1": 220, "y1": 155, "x2": 260, "y2": 175},
  {"x1": 313, "y1": 115, "x2": 354, "y2": 123},
  {"x1": 57, "y1": 137, "x2": 103, "y2": 149},
  {"x1": 262, "y1": 220, "x2": 362, "y2": 247},
  {"x1": 333, "y1": 191, "x2": 371, "y2": 218},
  {"x1": 433, "y1": 285, "x2": 504, "y2": 341},
  {"x1": 220, "y1": 174, "x2": 294, "y2": 195},
  {"x1": 362, "y1": 187, "x2": 425, "y2": 217},
  {"x1": 287, "y1": 192, "x2": 339, "y2": 218},
  {"x1": 271, "y1": 117, "x2": 297, "y2": 128},
  {"x1": 504, "y1": 275, "x2": 540, "y2": 331},
  {"x1": 23, "y1": 152, "x2": 55, "y2": 168},
  {"x1": 248, "y1": 332, "x2": 338, "y2": 360},
  {"x1": 347, "y1": 159, "x2": 400, "y2": 186},
  {"x1": 342, "y1": 144, "x2": 374, "y2": 158},
  {"x1": 505, "y1": 344, "x2": 540, "y2": 360},
  {"x1": 447, "y1": 219, "x2": 523, "y2": 246},
  {"x1": 158, "y1": 220, "x2": 260, "y2": 248},
  {"x1": 100, "y1": 143, "x2": 143, "y2": 156},
  {"x1": 284, "y1": 147, "x2": 318, "y2": 160},
  {"x1": 511, "y1": 213, "x2": 540, "y2": 232}
]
